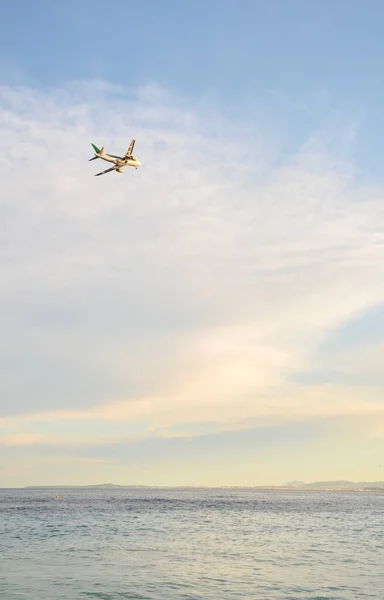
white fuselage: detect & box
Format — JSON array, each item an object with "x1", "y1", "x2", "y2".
[{"x1": 98, "y1": 149, "x2": 141, "y2": 169}]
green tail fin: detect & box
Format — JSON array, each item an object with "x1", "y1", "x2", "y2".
[{"x1": 91, "y1": 143, "x2": 101, "y2": 153}]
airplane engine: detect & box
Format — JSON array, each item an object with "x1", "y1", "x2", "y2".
[{"x1": 116, "y1": 167, "x2": 124, "y2": 173}]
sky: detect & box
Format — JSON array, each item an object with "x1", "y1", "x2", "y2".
[{"x1": 1, "y1": 0, "x2": 384, "y2": 487}]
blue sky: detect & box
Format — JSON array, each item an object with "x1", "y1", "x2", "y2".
[
  {"x1": 0, "y1": 1, "x2": 384, "y2": 487},
  {"x1": 2, "y1": 1, "x2": 384, "y2": 98}
]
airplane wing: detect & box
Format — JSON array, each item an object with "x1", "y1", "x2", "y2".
[
  {"x1": 94, "y1": 167, "x2": 117, "y2": 177},
  {"x1": 124, "y1": 139, "x2": 135, "y2": 158}
]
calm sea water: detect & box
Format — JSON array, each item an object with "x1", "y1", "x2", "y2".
[{"x1": 0, "y1": 487, "x2": 383, "y2": 600}]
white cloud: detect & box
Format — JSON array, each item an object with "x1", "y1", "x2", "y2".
[{"x1": 1, "y1": 80, "x2": 384, "y2": 452}]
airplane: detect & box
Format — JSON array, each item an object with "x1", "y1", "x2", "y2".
[{"x1": 89, "y1": 139, "x2": 141, "y2": 176}]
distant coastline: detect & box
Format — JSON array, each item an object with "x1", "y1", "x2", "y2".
[{"x1": 17, "y1": 480, "x2": 384, "y2": 492}]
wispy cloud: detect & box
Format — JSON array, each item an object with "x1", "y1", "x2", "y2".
[{"x1": 1, "y1": 81, "x2": 384, "y2": 483}]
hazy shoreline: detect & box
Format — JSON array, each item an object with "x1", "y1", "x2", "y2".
[{"x1": 3, "y1": 480, "x2": 383, "y2": 492}]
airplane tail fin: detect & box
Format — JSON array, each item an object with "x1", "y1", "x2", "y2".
[{"x1": 91, "y1": 143, "x2": 101, "y2": 154}]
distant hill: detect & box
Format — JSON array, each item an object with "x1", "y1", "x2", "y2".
[
  {"x1": 284, "y1": 480, "x2": 384, "y2": 490},
  {"x1": 22, "y1": 481, "x2": 384, "y2": 491},
  {"x1": 84, "y1": 483, "x2": 124, "y2": 488}
]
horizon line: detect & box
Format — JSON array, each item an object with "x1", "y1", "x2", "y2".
[{"x1": 2, "y1": 479, "x2": 384, "y2": 491}]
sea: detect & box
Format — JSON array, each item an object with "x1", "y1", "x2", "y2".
[{"x1": 0, "y1": 487, "x2": 383, "y2": 600}]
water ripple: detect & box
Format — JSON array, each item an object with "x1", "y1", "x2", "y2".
[{"x1": 0, "y1": 488, "x2": 383, "y2": 599}]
